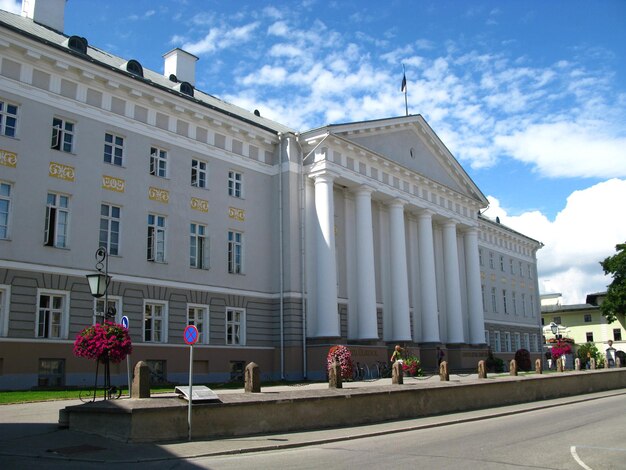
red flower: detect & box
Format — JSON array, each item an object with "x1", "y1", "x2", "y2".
[{"x1": 73, "y1": 321, "x2": 132, "y2": 364}]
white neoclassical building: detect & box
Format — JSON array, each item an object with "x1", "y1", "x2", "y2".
[{"x1": 0, "y1": 1, "x2": 543, "y2": 389}]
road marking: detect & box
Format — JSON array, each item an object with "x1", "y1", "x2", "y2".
[{"x1": 571, "y1": 446, "x2": 592, "y2": 470}]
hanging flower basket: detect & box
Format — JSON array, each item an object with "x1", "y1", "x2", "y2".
[
  {"x1": 73, "y1": 321, "x2": 132, "y2": 364},
  {"x1": 326, "y1": 345, "x2": 353, "y2": 380}
]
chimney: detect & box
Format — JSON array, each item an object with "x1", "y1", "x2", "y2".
[
  {"x1": 163, "y1": 48, "x2": 198, "y2": 86},
  {"x1": 21, "y1": 0, "x2": 67, "y2": 33}
]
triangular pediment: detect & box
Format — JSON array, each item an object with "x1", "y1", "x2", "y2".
[{"x1": 327, "y1": 115, "x2": 487, "y2": 205}]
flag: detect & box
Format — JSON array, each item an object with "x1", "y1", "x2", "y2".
[{"x1": 401, "y1": 73, "x2": 407, "y2": 93}]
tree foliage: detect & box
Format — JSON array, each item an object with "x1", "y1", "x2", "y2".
[{"x1": 599, "y1": 243, "x2": 626, "y2": 323}]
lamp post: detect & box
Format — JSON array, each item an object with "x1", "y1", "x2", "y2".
[{"x1": 86, "y1": 247, "x2": 115, "y2": 399}]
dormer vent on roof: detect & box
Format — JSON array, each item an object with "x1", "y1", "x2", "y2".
[
  {"x1": 124, "y1": 59, "x2": 144, "y2": 78},
  {"x1": 63, "y1": 35, "x2": 87, "y2": 54},
  {"x1": 163, "y1": 48, "x2": 198, "y2": 86},
  {"x1": 178, "y1": 81, "x2": 194, "y2": 97},
  {"x1": 21, "y1": 0, "x2": 67, "y2": 33}
]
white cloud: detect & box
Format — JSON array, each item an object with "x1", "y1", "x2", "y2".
[
  {"x1": 183, "y1": 22, "x2": 260, "y2": 55},
  {"x1": 483, "y1": 179, "x2": 626, "y2": 303}
]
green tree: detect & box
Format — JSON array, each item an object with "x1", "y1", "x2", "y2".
[{"x1": 599, "y1": 243, "x2": 626, "y2": 323}]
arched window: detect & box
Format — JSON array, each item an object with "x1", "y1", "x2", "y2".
[
  {"x1": 66, "y1": 36, "x2": 88, "y2": 54},
  {"x1": 125, "y1": 60, "x2": 144, "y2": 78},
  {"x1": 180, "y1": 81, "x2": 194, "y2": 97}
]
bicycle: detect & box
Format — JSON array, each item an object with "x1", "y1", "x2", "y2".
[
  {"x1": 79, "y1": 385, "x2": 122, "y2": 402},
  {"x1": 371, "y1": 361, "x2": 392, "y2": 379},
  {"x1": 351, "y1": 361, "x2": 370, "y2": 381}
]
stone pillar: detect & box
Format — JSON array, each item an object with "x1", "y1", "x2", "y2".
[
  {"x1": 244, "y1": 362, "x2": 260, "y2": 393},
  {"x1": 535, "y1": 358, "x2": 543, "y2": 374},
  {"x1": 616, "y1": 357, "x2": 622, "y2": 368},
  {"x1": 389, "y1": 200, "x2": 411, "y2": 341},
  {"x1": 509, "y1": 359, "x2": 518, "y2": 376},
  {"x1": 464, "y1": 228, "x2": 486, "y2": 345},
  {"x1": 443, "y1": 221, "x2": 464, "y2": 343},
  {"x1": 313, "y1": 172, "x2": 339, "y2": 337},
  {"x1": 590, "y1": 358, "x2": 596, "y2": 370},
  {"x1": 328, "y1": 360, "x2": 342, "y2": 388},
  {"x1": 354, "y1": 186, "x2": 378, "y2": 339},
  {"x1": 392, "y1": 361, "x2": 404, "y2": 384},
  {"x1": 478, "y1": 360, "x2": 487, "y2": 379},
  {"x1": 439, "y1": 361, "x2": 449, "y2": 381},
  {"x1": 132, "y1": 361, "x2": 151, "y2": 398},
  {"x1": 575, "y1": 357, "x2": 581, "y2": 371},
  {"x1": 557, "y1": 357, "x2": 564, "y2": 372},
  {"x1": 417, "y1": 210, "x2": 440, "y2": 343}
]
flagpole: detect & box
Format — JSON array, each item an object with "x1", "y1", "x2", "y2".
[{"x1": 402, "y1": 64, "x2": 408, "y2": 116}]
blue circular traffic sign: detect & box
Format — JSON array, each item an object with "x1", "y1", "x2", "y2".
[
  {"x1": 121, "y1": 316, "x2": 129, "y2": 329},
  {"x1": 184, "y1": 325, "x2": 199, "y2": 345}
]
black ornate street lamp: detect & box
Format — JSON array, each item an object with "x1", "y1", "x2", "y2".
[{"x1": 85, "y1": 246, "x2": 115, "y2": 399}]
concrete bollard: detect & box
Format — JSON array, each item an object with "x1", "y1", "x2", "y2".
[
  {"x1": 439, "y1": 360, "x2": 449, "y2": 381},
  {"x1": 132, "y1": 361, "x2": 151, "y2": 398},
  {"x1": 478, "y1": 360, "x2": 487, "y2": 379},
  {"x1": 509, "y1": 359, "x2": 518, "y2": 376},
  {"x1": 535, "y1": 358, "x2": 542, "y2": 374},
  {"x1": 557, "y1": 356, "x2": 564, "y2": 372},
  {"x1": 617, "y1": 357, "x2": 622, "y2": 368},
  {"x1": 575, "y1": 357, "x2": 581, "y2": 371},
  {"x1": 590, "y1": 358, "x2": 596, "y2": 370},
  {"x1": 245, "y1": 362, "x2": 261, "y2": 393},
  {"x1": 328, "y1": 360, "x2": 342, "y2": 389},
  {"x1": 392, "y1": 361, "x2": 404, "y2": 384}
]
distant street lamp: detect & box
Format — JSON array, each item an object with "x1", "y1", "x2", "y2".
[{"x1": 550, "y1": 322, "x2": 558, "y2": 337}]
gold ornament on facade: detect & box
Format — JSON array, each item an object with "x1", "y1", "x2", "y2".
[
  {"x1": 0, "y1": 149, "x2": 17, "y2": 168},
  {"x1": 102, "y1": 175, "x2": 125, "y2": 192},
  {"x1": 148, "y1": 187, "x2": 170, "y2": 203},
  {"x1": 228, "y1": 207, "x2": 245, "y2": 221},
  {"x1": 191, "y1": 197, "x2": 209, "y2": 212},
  {"x1": 49, "y1": 162, "x2": 75, "y2": 181}
]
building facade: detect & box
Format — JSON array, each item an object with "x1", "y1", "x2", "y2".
[{"x1": 0, "y1": 1, "x2": 543, "y2": 389}]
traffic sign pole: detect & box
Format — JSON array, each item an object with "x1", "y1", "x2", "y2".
[
  {"x1": 183, "y1": 325, "x2": 199, "y2": 441},
  {"x1": 121, "y1": 316, "x2": 131, "y2": 398}
]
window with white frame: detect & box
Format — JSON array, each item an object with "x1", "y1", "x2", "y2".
[
  {"x1": 226, "y1": 307, "x2": 245, "y2": 345},
  {"x1": 228, "y1": 170, "x2": 243, "y2": 198},
  {"x1": 514, "y1": 332, "x2": 521, "y2": 351},
  {"x1": 51, "y1": 117, "x2": 74, "y2": 152},
  {"x1": 504, "y1": 331, "x2": 512, "y2": 352},
  {"x1": 104, "y1": 133, "x2": 124, "y2": 166},
  {"x1": 149, "y1": 146, "x2": 167, "y2": 178},
  {"x1": 531, "y1": 333, "x2": 538, "y2": 352},
  {"x1": 523, "y1": 333, "x2": 530, "y2": 350},
  {"x1": 493, "y1": 330, "x2": 501, "y2": 353},
  {"x1": 519, "y1": 261, "x2": 524, "y2": 278},
  {"x1": 502, "y1": 289, "x2": 508, "y2": 314},
  {"x1": 99, "y1": 203, "x2": 120, "y2": 256},
  {"x1": 528, "y1": 263, "x2": 533, "y2": 279},
  {"x1": 0, "y1": 182, "x2": 11, "y2": 239},
  {"x1": 530, "y1": 295, "x2": 535, "y2": 317},
  {"x1": 187, "y1": 304, "x2": 208, "y2": 344},
  {"x1": 521, "y1": 293, "x2": 527, "y2": 316},
  {"x1": 491, "y1": 287, "x2": 497, "y2": 313},
  {"x1": 481, "y1": 284, "x2": 486, "y2": 312},
  {"x1": 147, "y1": 214, "x2": 166, "y2": 262},
  {"x1": 93, "y1": 296, "x2": 121, "y2": 325},
  {"x1": 228, "y1": 230, "x2": 243, "y2": 274},
  {"x1": 44, "y1": 193, "x2": 70, "y2": 248},
  {"x1": 479, "y1": 248, "x2": 483, "y2": 266},
  {"x1": 484, "y1": 330, "x2": 490, "y2": 345},
  {"x1": 489, "y1": 252, "x2": 494, "y2": 269},
  {"x1": 0, "y1": 285, "x2": 10, "y2": 337},
  {"x1": 499, "y1": 255, "x2": 504, "y2": 272},
  {"x1": 191, "y1": 159, "x2": 207, "y2": 188},
  {"x1": 0, "y1": 99, "x2": 18, "y2": 137},
  {"x1": 190, "y1": 223, "x2": 209, "y2": 269},
  {"x1": 510, "y1": 259, "x2": 515, "y2": 274},
  {"x1": 36, "y1": 291, "x2": 68, "y2": 339},
  {"x1": 143, "y1": 301, "x2": 167, "y2": 342},
  {"x1": 512, "y1": 291, "x2": 517, "y2": 315}
]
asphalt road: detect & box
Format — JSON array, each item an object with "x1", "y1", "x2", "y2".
[{"x1": 192, "y1": 393, "x2": 626, "y2": 469}]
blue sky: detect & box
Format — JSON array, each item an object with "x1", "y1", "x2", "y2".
[{"x1": 4, "y1": 0, "x2": 626, "y2": 304}]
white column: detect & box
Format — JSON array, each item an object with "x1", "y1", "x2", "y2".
[
  {"x1": 464, "y1": 227, "x2": 486, "y2": 344},
  {"x1": 443, "y1": 221, "x2": 464, "y2": 343},
  {"x1": 355, "y1": 186, "x2": 378, "y2": 339},
  {"x1": 417, "y1": 211, "x2": 440, "y2": 343},
  {"x1": 313, "y1": 172, "x2": 339, "y2": 337},
  {"x1": 389, "y1": 200, "x2": 411, "y2": 341}
]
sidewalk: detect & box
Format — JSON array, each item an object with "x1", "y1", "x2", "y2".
[{"x1": 1, "y1": 375, "x2": 623, "y2": 465}]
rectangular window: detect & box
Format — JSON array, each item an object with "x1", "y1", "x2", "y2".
[
  {"x1": 190, "y1": 223, "x2": 209, "y2": 269},
  {"x1": 519, "y1": 262, "x2": 524, "y2": 278},
  {"x1": 36, "y1": 291, "x2": 67, "y2": 339},
  {"x1": 104, "y1": 133, "x2": 124, "y2": 166},
  {"x1": 99, "y1": 203, "x2": 120, "y2": 256},
  {"x1": 147, "y1": 214, "x2": 166, "y2": 262},
  {"x1": 491, "y1": 287, "x2": 497, "y2": 313},
  {"x1": 44, "y1": 193, "x2": 70, "y2": 248},
  {"x1": 528, "y1": 263, "x2": 533, "y2": 279},
  {"x1": 38, "y1": 358, "x2": 65, "y2": 387},
  {"x1": 512, "y1": 291, "x2": 517, "y2": 315},
  {"x1": 0, "y1": 182, "x2": 11, "y2": 239},
  {"x1": 228, "y1": 170, "x2": 243, "y2": 198},
  {"x1": 228, "y1": 230, "x2": 243, "y2": 274},
  {"x1": 499, "y1": 255, "x2": 504, "y2": 272},
  {"x1": 0, "y1": 100, "x2": 18, "y2": 137},
  {"x1": 479, "y1": 249, "x2": 483, "y2": 266},
  {"x1": 489, "y1": 252, "x2": 494, "y2": 269},
  {"x1": 521, "y1": 293, "x2": 527, "y2": 317},
  {"x1": 226, "y1": 307, "x2": 245, "y2": 345},
  {"x1": 481, "y1": 284, "x2": 486, "y2": 312},
  {"x1": 144, "y1": 301, "x2": 167, "y2": 342},
  {"x1": 530, "y1": 295, "x2": 535, "y2": 317},
  {"x1": 531, "y1": 334, "x2": 538, "y2": 352},
  {"x1": 584, "y1": 314, "x2": 592, "y2": 323},
  {"x1": 493, "y1": 331, "x2": 501, "y2": 353},
  {"x1": 149, "y1": 146, "x2": 167, "y2": 178},
  {"x1": 504, "y1": 332, "x2": 511, "y2": 352},
  {"x1": 586, "y1": 332, "x2": 594, "y2": 342},
  {"x1": 502, "y1": 289, "x2": 508, "y2": 314},
  {"x1": 51, "y1": 117, "x2": 74, "y2": 152},
  {"x1": 614, "y1": 329, "x2": 622, "y2": 341},
  {"x1": 509, "y1": 259, "x2": 514, "y2": 274},
  {"x1": 523, "y1": 333, "x2": 530, "y2": 350},
  {"x1": 514, "y1": 332, "x2": 521, "y2": 351},
  {"x1": 0, "y1": 285, "x2": 10, "y2": 337},
  {"x1": 187, "y1": 304, "x2": 208, "y2": 344},
  {"x1": 553, "y1": 316, "x2": 561, "y2": 325},
  {"x1": 484, "y1": 330, "x2": 490, "y2": 345},
  {"x1": 93, "y1": 297, "x2": 121, "y2": 325},
  {"x1": 191, "y1": 159, "x2": 207, "y2": 188}
]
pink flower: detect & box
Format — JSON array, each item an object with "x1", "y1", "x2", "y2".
[{"x1": 73, "y1": 321, "x2": 132, "y2": 364}]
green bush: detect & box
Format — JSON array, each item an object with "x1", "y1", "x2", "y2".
[{"x1": 576, "y1": 342, "x2": 603, "y2": 368}]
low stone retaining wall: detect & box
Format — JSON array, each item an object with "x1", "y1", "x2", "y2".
[{"x1": 63, "y1": 368, "x2": 626, "y2": 442}]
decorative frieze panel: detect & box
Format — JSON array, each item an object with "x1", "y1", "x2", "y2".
[
  {"x1": 191, "y1": 197, "x2": 209, "y2": 212},
  {"x1": 228, "y1": 207, "x2": 245, "y2": 221},
  {"x1": 0, "y1": 149, "x2": 17, "y2": 167},
  {"x1": 49, "y1": 161, "x2": 75, "y2": 181},
  {"x1": 149, "y1": 186, "x2": 169, "y2": 204},
  {"x1": 102, "y1": 175, "x2": 125, "y2": 192}
]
